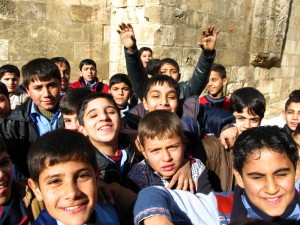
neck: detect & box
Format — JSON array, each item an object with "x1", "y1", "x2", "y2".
[
  {"x1": 91, "y1": 140, "x2": 119, "y2": 156},
  {"x1": 208, "y1": 91, "x2": 223, "y2": 99}
]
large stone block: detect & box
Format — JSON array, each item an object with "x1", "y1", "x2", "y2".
[
  {"x1": 91, "y1": 7, "x2": 111, "y2": 24},
  {"x1": 46, "y1": 2, "x2": 72, "y2": 22},
  {"x1": 83, "y1": 24, "x2": 103, "y2": 42},
  {"x1": 144, "y1": 5, "x2": 162, "y2": 23},
  {"x1": 0, "y1": 1, "x2": 16, "y2": 18},
  {"x1": 17, "y1": 1, "x2": 46, "y2": 20},
  {"x1": 10, "y1": 40, "x2": 48, "y2": 61},
  {"x1": 0, "y1": 39, "x2": 8, "y2": 61},
  {"x1": 182, "y1": 48, "x2": 201, "y2": 67},
  {"x1": 60, "y1": 23, "x2": 84, "y2": 42},
  {"x1": 70, "y1": 5, "x2": 92, "y2": 23},
  {"x1": 47, "y1": 42, "x2": 74, "y2": 61},
  {"x1": 174, "y1": 26, "x2": 197, "y2": 47}
]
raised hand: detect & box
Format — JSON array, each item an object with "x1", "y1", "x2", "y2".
[
  {"x1": 117, "y1": 23, "x2": 136, "y2": 51},
  {"x1": 198, "y1": 24, "x2": 220, "y2": 51}
]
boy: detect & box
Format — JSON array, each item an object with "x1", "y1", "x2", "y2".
[
  {"x1": 51, "y1": 57, "x2": 71, "y2": 95},
  {"x1": 0, "y1": 82, "x2": 11, "y2": 118},
  {"x1": 109, "y1": 73, "x2": 133, "y2": 117},
  {"x1": 27, "y1": 129, "x2": 119, "y2": 225},
  {"x1": 117, "y1": 23, "x2": 218, "y2": 99},
  {"x1": 128, "y1": 110, "x2": 209, "y2": 193},
  {"x1": 133, "y1": 126, "x2": 300, "y2": 225},
  {"x1": 199, "y1": 63, "x2": 229, "y2": 111},
  {"x1": 283, "y1": 95, "x2": 300, "y2": 136},
  {"x1": 69, "y1": 58, "x2": 109, "y2": 93},
  {"x1": 0, "y1": 58, "x2": 64, "y2": 177},
  {"x1": 0, "y1": 64, "x2": 29, "y2": 109},
  {"x1": 60, "y1": 87, "x2": 91, "y2": 131}
]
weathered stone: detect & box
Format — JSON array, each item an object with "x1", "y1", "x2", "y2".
[
  {"x1": 0, "y1": 1, "x2": 16, "y2": 18},
  {"x1": 17, "y1": 1, "x2": 46, "y2": 20},
  {"x1": 70, "y1": 5, "x2": 92, "y2": 23},
  {"x1": 60, "y1": 23, "x2": 84, "y2": 42},
  {"x1": 0, "y1": 39, "x2": 8, "y2": 61}
]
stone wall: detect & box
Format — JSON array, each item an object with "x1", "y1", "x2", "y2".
[{"x1": 0, "y1": 0, "x2": 299, "y2": 116}]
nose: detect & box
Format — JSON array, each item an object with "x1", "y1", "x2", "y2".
[
  {"x1": 64, "y1": 180, "x2": 81, "y2": 200},
  {"x1": 292, "y1": 112, "x2": 298, "y2": 120},
  {"x1": 118, "y1": 89, "x2": 124, "y2": 96},
  {"x1": 160, "y1": 95, "x2": 170, "y2": 106},
  {"x1": 162, "y1": 150, "x2": 172, "y2": 162},
  {"x1": 264, "y1": 177, "x2": 279, "y2": 195},
  {"x1": 42, "y1": 87, "x2": 51, "y2": 97},
  {"x1": 243, "y1": 119, "x2": 251, "y2": 129},
  {"x1": 98, "y1": 111, "x2": 110, "y2": 121}
]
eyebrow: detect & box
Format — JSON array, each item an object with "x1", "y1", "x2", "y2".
[
  {"x1": 85, "y1": 105, "x2": 117, "y2": 116},
  {"x1": 246, "y1": 168, "x2": 291, "y2": 176},
  {"x1": 42, "y1": 167, "x2": 93, "y2": 181}
]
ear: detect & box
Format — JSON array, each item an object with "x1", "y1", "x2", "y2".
[
  {"x1": 222, "y1": 78, "x2": 227, "y2": 85},
  {"x1": 78, "y1": 125, "x2": 88, "y2": 136},
  {"x1": 28, "y1": 178, "x2": 43, "y2": 201},
  {"x1": 135, "y1": 137, "x2": 146, "y2": 157},
  {"x1": 108, "y1": 89, "x2": 111, "y2": 94},
  {"x1": 233, "y1": 168, "x2": 245, "y2": 189},
  {"x1": 25, "y1": 88, "x2": 31, "y2": 97},
  {"x1": 142, "y1": 98, "x2": 148, "y2": 111},
  {"x1": 295, "y1": 159, "x2": 300, "y2": 183}
]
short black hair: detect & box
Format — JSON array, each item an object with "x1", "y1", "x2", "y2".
[
  {"x1": 109, "y1": 73, "x2": 132, "y2": 90},
  {"x1": 22, "y1": 58, "x2": 61, "y2": 89},
  {"x1": 28, "y1": 129, "x2": 98, "y2": 184},
  {"x1": 285, "y1": 96, "x2": 300, "y2": 111},
  {"x1": 233, "y1": 126, "x2": 299, "y2": 175},
  {"x1": 0, "y1": 64, "x2": 20, "y2": 79},
  {"x1": 79, "y1": 59, "x2": 97, "y2": 70},
  {"x1": 229, "y1": 87, "x2": 266, "y2": 119},
  {"x1": 138, "y1": 47, "x2": 153, "y2": 58},
  {"x1": 51, "y1": 57, "x2": 71, "y2": 71},
  {"x1": 210, "y1": 63, "x2": 226, "y2": 79},
  {"x1": 0, "y1": 82, "x2": 9, "y2": 99},
  {"x1": 160, "y1": 58, "x2": 180, "y2": 72},
  {"x1": 144, "y1": 75, "x2": 180, "y2": 99},
  {"x1": 146, "y1": 59, "x2": 161, "y2": 77}
]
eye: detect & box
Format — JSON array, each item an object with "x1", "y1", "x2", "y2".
[
  {"x1": 78, "y1": 172, "x2": 93, "y2": 180},
  {"x1": 47, "y1": 178, "x2": 61, "y2": 186},
  {"x1": 63, "y1": 119, "x2": 71, "y2": 123},
  {"x1": 0, "y1": 158, "x2": 11, "y2": 167}
]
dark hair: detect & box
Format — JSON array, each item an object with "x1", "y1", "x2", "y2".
[
  {"x1": 144, "y1": 75, "x2": 180, "y2": 99},
  {"x1": 138, "y1": 110, "x2": 186, "y2": 147},
  {"x1": 285, "y1": 96, "x2": 300, "y2": 111},
  {"x1": 51, "y1": 57, "x2": 71, "y2": 71},
  {"x1": 229, "y1": 87, "x2": 266, "y2": 119},
  {"x1": 138, "y1": 47, "x2": 153, "y2": 59},
  {"x1": 146, "y1": 59, "x2": 161, "y2": 77},
  {"x1": 77, "y1": 92, "x2": 120, "y2": 126},
  {"x1": 0, "y1": 64, "x2": 20, "y2": 78},
  {"x1": 0, "y1": 135, "x2": 7, "y2": 154},
  {"x1": 294, "y1": 123, "x2": 300, "y2": 136},
  {"x1": 210, "y1": 63, "x2": 226, "y2": 79},
  {"x1": 160, "y1": 58, "x2": 180, "y2": 72},
  {"x1": 109, "y1": 73, "x2": 132, "y2": 90},
  {"x1": 28, "y1": 129, "x2": 98, "y2": 183},
  {"x1": 79, "y1": 59, "x2": 97, "y2": 70},
  {"x1": 0, "y1": 82, "x2": 9, "y2": 99},
  {"x1": 60, "y1": 87, "x2": 92, "y2": 115},
  {"x1": 233, "y1": 126, "x2": 299, "y2": 174},
  {"x1": 230, "y1": 218, "x2": 275, "y2": 225},
  {"x1": 289, "y1": 89, "x2": 300, "y2": 99},
  {"x1": 22, "y1": 58, "x2": 61, "y2": 89}
]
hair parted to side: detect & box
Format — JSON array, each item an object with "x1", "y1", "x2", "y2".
[
  {"x1": 160, "y1": 58, "x2": 180, "y2": 72},
  {"x1": 138, "y1": 47, "x2": 153, "y2": 58},
  {"x1": 233, "y1": 126, "x2": 299, "y2": 175},
  {"x1": 109, "y1": 73, "x2": 132, "y2": 90},
  {"x1": 138, "y1": 110, "x2": 186, "y2": 147},
  {"x1": 285, "y1": 96, "x2": 300, "y2": 111},
  {"x1": 144, "y1": 75, "x2": 180, "y2": 99},
  {"x1": 77, "y1": 92, "x2": 120, "y2": 126},
  {"x1": 27, "y1": 129, "x2": 98, "y2": 184},
  {"x1": 51, "y1": 57, "x2": 71, "y2": 71},
  {"x1": 22, "y1": 58, "x2": 61, "y2": 89},
  {"x1": 210, "y1": 63, "x2": 226, "y2": 79},
  {"x1": 229, "y1": 87, "x2": 266, "y2": 119},
  {"x1": 0, "y1": 64, "x2": 20, "y2": 78},
  {"x1": 79, "y1": 59, "x2": 97, "y2": 70}
]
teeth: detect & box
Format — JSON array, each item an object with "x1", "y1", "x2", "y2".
[
  {"x1": 64, "y1": 205, "x2": 81, "y2": 211},
  {"x1": 0, "y1": 182, "x2": 7, "y2": 189},
  {"x1": 100, "y1": 126, "x2": 111, "y2": 130},
  {"x1": 266, "y1": 198, "x2": 278, "y2": 202}
]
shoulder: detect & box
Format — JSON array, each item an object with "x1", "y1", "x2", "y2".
[
  {"x1": 69, "y1": 81, "x2": 83, "y2": 88},
  {"x1": 95, "y1": 203, "x2": 120, "y2": 224},
  {"x1": 33, "y1": 209, "x2": 57, "y2": 225}
]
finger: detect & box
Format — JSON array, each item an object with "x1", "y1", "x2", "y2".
[
  {"x1": 181, "y1": 179, "x2": 189, "y2": 191},
  {"x1": 189, "y1": 179, "x2": 195, "y2": 194},
  {"x1": 215, "y1": 29, "x2": 220, "y2": 37},
  {"x1": 167, "y1": 176, "x2": 177, "y2": 189},
  {"x1": 175, "y1": 178, "x2": 184, "y2": 190},
  {"x1": 220, "y1": 138, "x2": 228, "y2": 149}
]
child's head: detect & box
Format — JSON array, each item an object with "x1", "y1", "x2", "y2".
[
  {"x1": 79, "y1": 59, "x2": 97, "y2": 85},
  {"x1": 60, "y1": 87, "x2": 92, "y2": 131},
  {"x1": 284, "y1": 96, "x2": 300, "y2": 132},
  {"x1": 0, "y1": 64, "x2": 20, "y2": 93},
  {"x1": 159, "y1": 58, "x2": 181, "y2": 82},
  {"x1": 138, "y1": 47, "x2": 153, "y2": 68},
  {"x1": 207, "y1": 63, "x2": 227, "y2": 98},
  {"x1": 51, "y1": 57, "x2": 71, "y2": 90},
  {"x1": 289, "y1": 89, "x2": 300, "y2": 99},
  {"x1": 28, "y1": 129, "x2": 98, "y2": 225},
  {"x1": 77, "y1": 93, "x2": 121, "y2": 148},
  {"x1": 293, "y1": 123, "x2": 300, "y2": 153},
  {"x1": 109, "y1": 73, "x2": 132, "y2": 109},
  {"x1": 143, "y1": 75, "x2": 180, "y2": 113},
  {"x1": 229, "y1": 87, "x2": 266, "y2": 135},
  {"x1": 138, "y1": 110, "x2": 186, "y2": 179},
  {"x1": 0, "y1": 82, "x2": 10, "y2": 118},
  {"x1": 0, "y1": 136, "x2": 13, "y2": 205},
  {"x1": 233, "y1": 126, "x2": 299, "y2": 217},
  {"x1": 22, "y1": 58, "x2": 61, "y2": 111},
  {"x1": 146, "y1": 58, "x2": 161, "y2": 77}
]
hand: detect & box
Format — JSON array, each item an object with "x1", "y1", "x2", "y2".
[
  {"x1": 220, "y1": 126, "x2": 238, "y2": 149},
  {"x1": 168, "y1": 158, "x2": 195, "y2": 193},
  {"x1": 117, "y1": 23, "x2": 136, "y2": 52},
  {"x1": 97, "y1": 180, "x2": 115, "y2": 205},
  {"x1": 198, "y1": 24, "x2": 220, "y2": 51}
]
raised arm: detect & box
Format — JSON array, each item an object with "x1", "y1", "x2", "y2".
[
  {"x1": 117, "y1": 23, "x2": 149, "y2": 99},
  {"x1": 180, "y1": 25, "x2": 220, "y2": 98}
]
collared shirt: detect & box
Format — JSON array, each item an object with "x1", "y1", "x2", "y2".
[
  {"x1": 84, "y1": 79, "x2": 97, "y2": 89},
  {"x1": 29, "y1": 102, "x2": 61, "y2": 136}
]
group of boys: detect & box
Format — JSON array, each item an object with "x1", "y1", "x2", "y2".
[{"x1": 0, "y1": 22, "x2": 298, "y2": 225}]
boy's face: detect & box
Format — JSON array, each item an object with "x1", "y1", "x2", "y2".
[
  {"x1": 109, "y1": 82, "x2": 132, "y2": 109},
  {"x1": 28, "y1": 160, "x2": 98, "y2": 225},
  {"x1": 159, "y1": 63, "x2": 181, "y2": 82},
  {"x1": 82, "y1": 97, "x2": 121, "y2": 147},
  {"x1": 63, "y1": 114, "x2": 80, "y2": 132},
  {"x1": 0, "y1": 151, "x2": 13, "y2": 205},
  {"x1": 55, "y1": 62, "x2": 70, "y2": 90},
  {"x1": 207, "y1": 71, "x2": 227, "y2": 98},
  {"x1": 0, "y1": 72, "x2": 19, "y2": 93},
  {"x1": 140, "y1": 50, "x2": 153, "y2": 68},
  {"x1": 233, "y1": 107, "x2": 261, "y2": 135},
  {"x1": 0, "y1": 94, "x2": 10, "y2": 118},
  {"x1": 140, "y1": 134, "x2": 185, "y2": 179},
  {"x1": 285, "y1": 102, "x2": 300, "y2": 132},
  {"x1": 80, "y1": 64, "x2": 97, "y2": 85},
  {"x1": 26, "y1": 78, "x2": 61, "y2": 111},
  {"x1": 143, "y1": 82, "x2": 178, "y2": 113},
  {"x1": 234, "y1": 148, "x2": 299, "y2": 217}
]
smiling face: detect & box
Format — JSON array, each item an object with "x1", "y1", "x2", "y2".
[
  {"x1": 109, "y1": 82, "x2": 132, "y2": 109},
  {"x1": 0, "y1": 151, "x2": 13, "y2": 205},
  {"x1": 0, "y1": 72, "x2": 19, "y2": 93},
  {"x1": 143, "y1": 82, "x2": 178, "y2": 113},
  {"x1": 81, "y1": 97, "x2": 121, "y2": 148},
  {"x1": 285, "y1": 102, "x2": 300, "y2": 132},
  {"x1": 140, "y1": 50, "x2": 153, "y2": 68},
  {"x1": 141, "y1": 134, "x2": 184, "y2": 180},
  {"x1": 207, "y1": 71, "x2": 227, "y2": 98},
  {"x1": 80, "y1": 64, "x2": 97, "y2": 85},
  {"x1": 234, "y1": 148, "x2": 299, "y2": 217},
  {"x1": 233, "y1": 107, "x2": 262, "y2": 135},
  {"x1": 28, "y1": 160, "x2": 97, "y2": 225}
]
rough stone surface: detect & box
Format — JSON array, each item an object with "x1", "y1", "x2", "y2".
[{"x1": 0, "y1": 0, "x2": 299, "y2": 118}]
